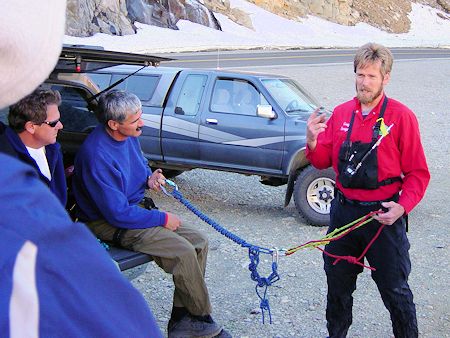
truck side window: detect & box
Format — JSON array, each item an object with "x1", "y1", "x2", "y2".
[
  {"x1": 233, "y1": 81, "x2": 260, "y2": 116},
  {"x1": 212, "y1": 79, "x2": 267, "y2": 116},
  {"x1": 211, "y1": 79, "x2": 233, "y2": 113},
  {"x1": 176, "y1": 74, "x2": 207, "y2": 116},
  {"x1": 52, "y1": 85, "x2": 98, "y2": 133}
]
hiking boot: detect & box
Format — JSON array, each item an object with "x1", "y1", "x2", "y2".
[{"x1": 168, "y1": 314, "x2": 222, "y2": 338}]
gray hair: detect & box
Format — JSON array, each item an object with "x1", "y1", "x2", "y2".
[
  {"x1": 354, "y1": 43, "x2": 393, "y2": 78},
  {"x1": 97, "y1": 90, "x2": 142, "y2": 125},
  {"x1": 8, "y1": 89, "x2": 61, "y2": 132}
]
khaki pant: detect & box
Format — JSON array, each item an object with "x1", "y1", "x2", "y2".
[{"x1": 88, "y1": 220, "x2": 212, "y2": 316}]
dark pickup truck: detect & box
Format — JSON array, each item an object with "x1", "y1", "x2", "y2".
[{"x1": 2, "y1": 46, "x2": 335, "y2": 228}]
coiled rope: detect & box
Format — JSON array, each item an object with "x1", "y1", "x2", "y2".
[{"x1": 162, "y1": 180, "x2": 280, "y2": 324}]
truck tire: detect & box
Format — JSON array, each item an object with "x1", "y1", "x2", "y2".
[{"x1": 293, "y1": 166, "x2": 335, "y2": 226}]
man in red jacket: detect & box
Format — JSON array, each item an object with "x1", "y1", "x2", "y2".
[{"x1": 306, "y1": 43, "x2": 430, "y2": 338}]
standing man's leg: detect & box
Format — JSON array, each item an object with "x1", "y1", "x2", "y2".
[
  {"x1": 367, "y1": 218, "x2": 418, "y2": 338},
  {"x1": 324, "y1": 199, "x2": 365, "y2": 338},
  {"x1": 324, "y1": 269, "x2": 359, "y2": 338}
]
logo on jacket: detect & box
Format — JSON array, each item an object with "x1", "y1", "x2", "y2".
[{"x1": 340, "y1": 122, "x2": 350, "y2": 132}]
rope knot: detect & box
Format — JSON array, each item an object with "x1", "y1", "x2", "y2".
[{"x1": 333, "y1": 255, "x2": 358, "y2": 265}]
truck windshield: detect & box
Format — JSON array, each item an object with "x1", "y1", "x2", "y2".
[{"x1": 261, "y1": 78, "x2": 319, "y2": 116}]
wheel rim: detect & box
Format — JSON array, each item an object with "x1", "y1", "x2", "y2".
[{"x1": 306, "y1": 177, "x2": 335, "y2": 214}]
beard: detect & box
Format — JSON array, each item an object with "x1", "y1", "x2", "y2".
[{"x1": 356, "y1": 84, "x2": 383, "y2": 105}]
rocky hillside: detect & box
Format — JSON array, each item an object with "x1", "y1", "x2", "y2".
[{"x1": 66, "y1": 0, "x2": 450, "y2": 37}]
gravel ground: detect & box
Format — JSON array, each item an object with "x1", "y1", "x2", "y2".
[{"x1": 131, "y1": 59, "x2": 450, "y2": 337}]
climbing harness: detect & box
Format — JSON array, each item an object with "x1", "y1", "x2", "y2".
[
  {"x1": 346, "y1": 121, "x2": 394, "y2": 177},
  {"x1": 161, "y1": 180, "x2": 281, "y2": 323},
  {"x1": 161, "y1": 180, "x2": 386, "y2": 322},
  {"x1": 338, "y1": 97, "x2": 401, "y2": 190}
]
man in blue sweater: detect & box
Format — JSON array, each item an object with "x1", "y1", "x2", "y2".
[
  {"x1": 0, "y1": 89, "x2": 67, "y2": 206},
  {"x1": 72, "y1": 90, "x2": 229, "y2": 338}
]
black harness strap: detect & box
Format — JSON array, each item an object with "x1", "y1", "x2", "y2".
[
  {"x1": 378, "y1": 177, "x2": 402, "y2": 186},
  {"x1": 371, "y1": 96, "x2": 388, "y2": 141}
]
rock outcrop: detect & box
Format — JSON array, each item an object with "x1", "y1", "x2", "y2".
[
  {"x1": 66, "y1": 0, "x2": 136, "y2": 37},
  {"x1": 65, "y1": 0, "x2": 450, "y2": 37},
  {"x1": 67, "y1": 0, "x2": 222, "y2": 37}
]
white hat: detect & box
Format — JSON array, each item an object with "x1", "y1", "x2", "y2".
[{"x1": 0, "y1": 1, "x2": 66, "y2": 109}]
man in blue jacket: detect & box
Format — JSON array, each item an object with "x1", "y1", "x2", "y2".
[
  {"x1": 0, "y1": 89, "x2": 67, "y2": 206},
  {"x1": 72, "y1": 90, "x2": 229, "y2": 338}
]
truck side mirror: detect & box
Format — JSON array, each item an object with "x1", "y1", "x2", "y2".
[{"x1": 257, "y1": 104, "x2": 276, "y2": 119}]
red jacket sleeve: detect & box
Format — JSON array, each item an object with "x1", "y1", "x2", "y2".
[
  {"x1": 305, "y1": 113, "x2": 335, "y2": 169},
  {"x1": 397, "y1": 111, "x2": 430, "y2": 214}
]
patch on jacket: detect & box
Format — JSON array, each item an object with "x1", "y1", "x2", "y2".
[{"x1": 340, "y1": 122, "x2": 350, "y2": 132}]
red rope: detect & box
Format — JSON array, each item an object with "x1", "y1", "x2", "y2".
[
  {"x1": 321, "y1": 219, "x2": 386, "y2": 271},
  {"x1": 285, "y1": 210, "x2": 386, "y2": 271}
]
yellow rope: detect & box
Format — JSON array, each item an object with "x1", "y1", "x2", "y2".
[{"x1": 285, "y1": 213, "x2": 375, "y2": 255}]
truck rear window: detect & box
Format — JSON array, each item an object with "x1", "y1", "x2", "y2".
[{"x1": 88, "y1": 73, "x2": 160, "y2": 102}]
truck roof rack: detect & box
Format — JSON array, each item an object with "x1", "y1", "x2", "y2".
[{"x1": 58, "y1": 45, "x2": 174, "y2": 72}]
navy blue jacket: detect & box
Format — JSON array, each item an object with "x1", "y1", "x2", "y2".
[
  {"x1": 0, "y1": 122, "x2": 67, "y2": 206},
  {"x1": 0, "y1": 154, "x2": 162, "y2": 337}
]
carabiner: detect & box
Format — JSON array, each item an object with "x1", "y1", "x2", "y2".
[
  {"x1": 273, "y1": 247, "x2": 287, "y2": 261},
  {"x1": 160, "y1": 179, "x2": 178, "y2": 196}
]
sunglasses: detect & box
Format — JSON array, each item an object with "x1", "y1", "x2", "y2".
[{"x1": 41, "y1": 118, "x2": 60, "y2": 128}]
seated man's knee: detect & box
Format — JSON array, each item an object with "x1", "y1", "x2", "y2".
[
  {"x1": 175, "y1": 243, "x2": 199, "y2": 263},
  {"x1": 196, "y1": 231, "x2": 208, "y2": 250},
  {"x1": 180, "y1": 227, "x2": 209, "y2": 251}
]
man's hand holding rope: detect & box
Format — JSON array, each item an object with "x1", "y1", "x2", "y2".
[
  {"x1": 373, "y1": 201, "x2": 405, "y2": 225},
  {"x1": 147, "y1": 170, "x2": 182, "y2": 231}
]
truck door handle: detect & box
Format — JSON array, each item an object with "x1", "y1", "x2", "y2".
[{"x1": 205, "y1": 118, "x2": 218, "y2": 125}]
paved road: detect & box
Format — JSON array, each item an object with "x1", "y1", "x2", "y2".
[{"x1": 157, "y1": 48, "x2": 450, "y2": 69}]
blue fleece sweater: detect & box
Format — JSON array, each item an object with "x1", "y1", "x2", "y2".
[
  {"x1": 0, "y1": 122, "x2": 67, "y2": 206},
  {"x1": 0, "y1": 154, "x2": 162, "y2": 337},
  {"x1": 73, "y1": 125, "x2": 167, "y2": 229}
]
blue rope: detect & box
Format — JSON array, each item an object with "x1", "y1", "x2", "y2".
[{"x1": 165, "y1": 184, "x2": 280, "y2": 323}]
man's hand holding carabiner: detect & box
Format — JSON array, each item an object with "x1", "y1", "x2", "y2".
[
  {"x1": 147, "y1": 168, "x2": 166, "y2": 191},
  {"x1": 307, "y1": 107, "x2": 327, "y2": 151}
]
